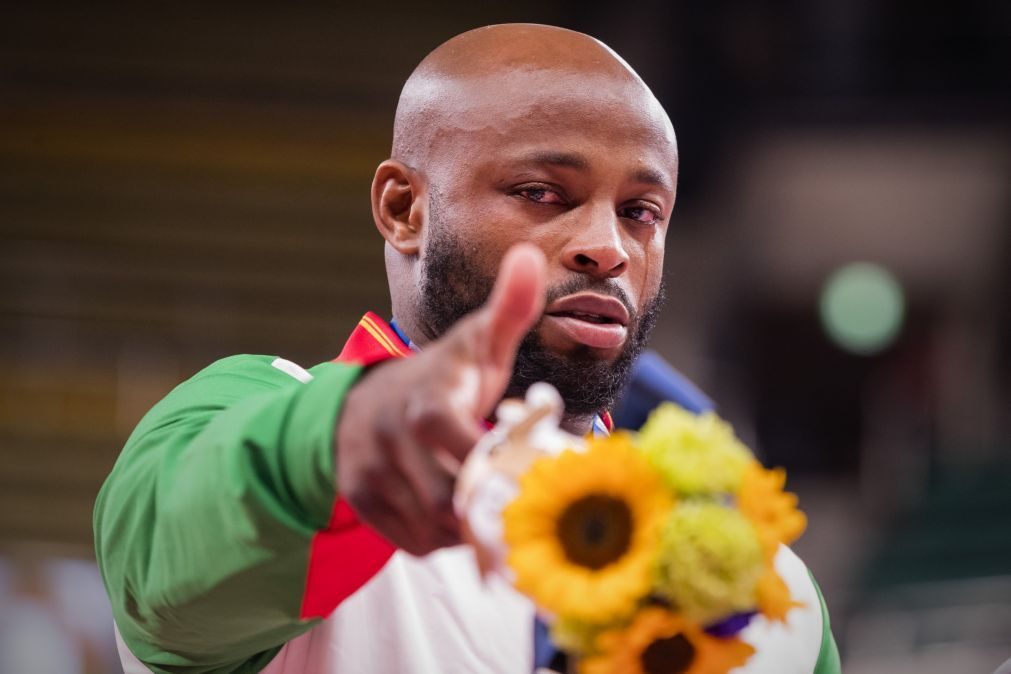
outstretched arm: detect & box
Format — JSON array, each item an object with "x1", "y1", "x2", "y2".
[{"x1": 94, "y1": 244, "x2": 547, "y2": 674}]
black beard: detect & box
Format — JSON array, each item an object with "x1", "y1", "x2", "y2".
[{"x1": 419, "y1": 226, "x2": 664, "y2": 416}]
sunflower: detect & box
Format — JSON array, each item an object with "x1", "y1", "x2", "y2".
[
  {"x1": 652, "y1": 502, "x2": 764, "y2": 625},
  {"x1": 738, "y1": 461, "x2": 807, "y2": 557},
  {"x1": 638, "y1": 404, "x2": 752, "y2": 496},
  {"x1": 581, "y1": 607, "x2": 755, "y2": 674},
  {"x1": 503, "y1": 434, "x2": 672, "y2": 622}
]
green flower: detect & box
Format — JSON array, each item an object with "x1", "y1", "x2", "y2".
[
  {"x1": 550, "y1": 615, "x2": 608, "y2": 656},
  {"x1": 638, "y1": 404, "x2": 752, "y2": 496},
  {"x1": 653, "y1": 502, "x2": 764, "y2": 624}
]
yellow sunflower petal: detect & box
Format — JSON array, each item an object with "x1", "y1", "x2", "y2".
[
  {"x1": 756, "y1": 567, "x2": 803, "y2": 622},
  {"x1": 739, "y1": 462, "x2": 807, "y2": 555},
  {"x1": 691, "y1": 634, "x2": 756, "y2": 673},
  {"x1": 509, "y1": 549, "x2": 564, "y2": 594}
]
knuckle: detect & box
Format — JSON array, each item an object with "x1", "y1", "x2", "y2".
[{"x1": 405, "y1": 396, "x2": 447, "y2": 437}]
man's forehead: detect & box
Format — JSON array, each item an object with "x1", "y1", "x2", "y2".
[
  {"x1": 410, "y1": 67, "x2": 662, "y2": 118},
  {"x1": 417, "y1": 70, "x2": 675, "y2": 146}
]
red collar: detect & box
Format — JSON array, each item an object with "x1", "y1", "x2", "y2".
[{"x1": 335, "y1": 311, "x2": 411, "y2": 366}]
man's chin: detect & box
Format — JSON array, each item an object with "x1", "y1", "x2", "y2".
[{"x1": 507, "y1": 332, "x2": 639, "y2": 417}]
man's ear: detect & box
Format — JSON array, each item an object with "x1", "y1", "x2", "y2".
[{"x1": 371, "y1": 159, "x2": 425, "y2": 255}]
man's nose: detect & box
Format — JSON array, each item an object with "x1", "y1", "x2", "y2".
[{"x1": 561, "y1": 205, "x2": 630, "y2": 279}]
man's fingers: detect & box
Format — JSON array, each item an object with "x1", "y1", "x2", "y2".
[
  {"x1": 482, "y1": 243, "x2": 546, "y2": 370},
  {"x1": 390, "y1": 411, "x2": 466, "y2": 533},
  {"x1": 358, "y1": 463, "x2": 456, "y2": 555},
  {"x1": 407, "y1": 388, "x2": 485, "y2": 464}
]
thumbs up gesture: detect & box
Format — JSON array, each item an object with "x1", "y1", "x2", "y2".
[{"x1": 336, "y1": 244, "x2": 547, "y2": 555}]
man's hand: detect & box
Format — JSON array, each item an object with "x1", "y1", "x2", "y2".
[{"x1": 335, "y1": 244, "x2": 546, "y2": 555}]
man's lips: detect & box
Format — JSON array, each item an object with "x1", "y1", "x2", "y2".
[{"x1": 542, "y1": 292, "x2": 630, "y2": 350}]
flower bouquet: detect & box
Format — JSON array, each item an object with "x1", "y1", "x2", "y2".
[{"x1": 455, "y1": 384, "x2": 807, "y2": 674}]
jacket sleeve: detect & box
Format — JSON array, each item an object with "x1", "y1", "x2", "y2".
[
  {"x1": 93, "y1": 355, "x2": 362, "y2": 674},
  {"x1": 811, "y1": 573, "x2": 842, "y2": 674}
]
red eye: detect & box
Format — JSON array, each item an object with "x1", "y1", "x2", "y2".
[
  {"x1": 518, "y1": 187, "x2": 565, "y2": 205},
  {"x1": 620, "y1": 205, "x2": 662, "y2": 225}
]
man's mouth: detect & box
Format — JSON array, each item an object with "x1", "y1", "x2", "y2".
[
  {"x1": 548, "y1": 310, "x2": 617, "y2": 324},
  {"x1": 542, "y1": 293, "x2": 630, "y2": 350}
]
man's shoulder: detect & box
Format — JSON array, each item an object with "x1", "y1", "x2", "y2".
[
  {"x1": 126, "y1": 355, "x2": 345, "y2": 438},
  {"x1": 188, "y1": 354, "x2": 303, "y2": 383},
  {"x1": 177, "y1": 354, "x2": 344, "y2": 393}
]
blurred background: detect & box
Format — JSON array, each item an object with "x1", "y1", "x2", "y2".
[{"x1": 0, "y1": 1, "x2": 1008, "y2": 672}]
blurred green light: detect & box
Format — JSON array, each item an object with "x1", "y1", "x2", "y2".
[{"x1": 819, "y1": 262, "x2": 905, "y2": 355}]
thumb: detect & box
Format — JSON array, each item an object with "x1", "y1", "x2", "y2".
[{"x1": 480, "y1": 243, "x2": 546, "y2": 372}]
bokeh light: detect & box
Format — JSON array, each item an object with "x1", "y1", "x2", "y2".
[{"x1": 819, "y1": 262, "x2": 906, "y2": 355}]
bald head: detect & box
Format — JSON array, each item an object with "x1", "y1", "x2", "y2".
[
  {"x1": 410, "y1": 23, "x2": 641, "y2": 79},
  {"x1": 392, "y1": 24, "x2": 673, "y2": 169}
]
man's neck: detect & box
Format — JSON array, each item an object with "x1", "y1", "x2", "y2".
[
  {"x1": 560, "y1": 413, "x2": 595, "y2": 436},
  {"x1": 389, "y1": 313, "x2": 434, "y2": 349}
]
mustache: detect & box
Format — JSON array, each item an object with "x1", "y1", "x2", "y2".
[{"x1": 542, "y1": 277, "x2": 636, "y2": 321}]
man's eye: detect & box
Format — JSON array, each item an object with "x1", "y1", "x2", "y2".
[
  {"x1": 620, "y1": 205, "x2": 662, "y2": 225},
  {"x1": 518, "y1": 187, "x2": 564, "y2": 205}
]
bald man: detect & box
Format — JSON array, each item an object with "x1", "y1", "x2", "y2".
[{"x1": 95, "y1": 24, "x2": 840, "y2": 674}]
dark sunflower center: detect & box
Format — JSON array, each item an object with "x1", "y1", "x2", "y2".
[
  {"x1": 555, "y1": 494, "x2": 632, "y2": 570},
  {"x1": 640, "y1": 633, "x2": 696, "y2": 674}
]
